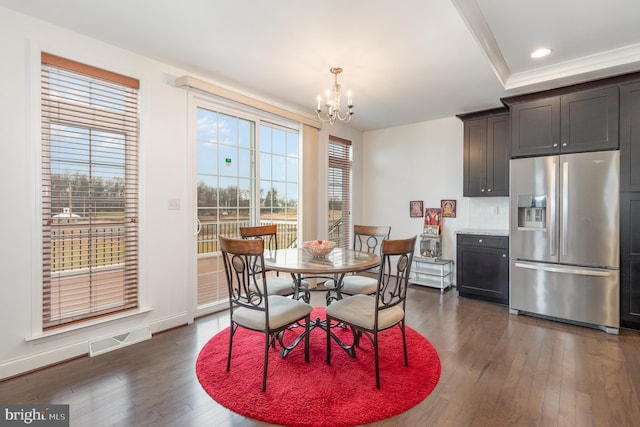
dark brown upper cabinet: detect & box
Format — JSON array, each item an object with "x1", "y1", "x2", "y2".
[
  {"x1": 459, "y1": 109, "x2": 510, "y2": 197},
  {"x1": 621, "y1": 81, "x2": 640, "y2": 192},
  {"x1": 509, "y1": 86, "x2": 619, "y2": 158}
]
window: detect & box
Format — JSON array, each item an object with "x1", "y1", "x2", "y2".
[
  {"x1": 328, "y1": 136, "x2": 352, "y2": 248},
  {"x1": 259, "y1": 124, "x2": 300, "y2": 248},
  {"x1": 41, "y1": 53, "x2": 139, "y2": 330},
  {"x1": 195, "y1": 103, "x2": 300, "y2": 308}
]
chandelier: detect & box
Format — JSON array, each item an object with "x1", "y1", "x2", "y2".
[{"x1": 316, "y1": 67, "x2": 354, "y2": 124}]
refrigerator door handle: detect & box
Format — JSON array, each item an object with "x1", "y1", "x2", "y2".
[
  {"x1": 561, "y1": 161, "x2": 569, "y2": 256},
  {"x1": 550, "y1": 160, "x2": 557, "y2": 256},
  {"x1": 514, "y1": 262, "x2": 613, "y2": 277}
]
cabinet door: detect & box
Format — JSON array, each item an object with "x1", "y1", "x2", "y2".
[
  {"x1": 620, "y1": 82, "x2": 640, "y2": 192},
  {"x1": 486, "y1": 114, "x2": 510, "y2": 196},
  {"x1": 463, "y1": 118, "x2": 487, "y2": 197},
  {"x1": 560, "y1": 86, "x2": 619, "y2": 153},
  {"x1": 621, "y1": 192, "x2": 640, "y2": 330},
  {"x1": 456, "y1": 235, "x2": 509, "y2": 304},
  {"x1": 511, "y1": 96, "x2": 561, "y2": 157}
]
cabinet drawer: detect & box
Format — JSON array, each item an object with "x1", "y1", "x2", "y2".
[{"x1": 457, "y1": 234, "x2": 508, "y2": 249}]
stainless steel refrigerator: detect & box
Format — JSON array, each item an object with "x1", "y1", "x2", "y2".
[{"x1": 509, "y1": 150, "x2": 620, "y2": 333}]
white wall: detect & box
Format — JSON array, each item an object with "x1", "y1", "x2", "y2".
[
  {"x1": 361, "y1": 118, "x2": 508, "y2": 265},
  {"x1": 0, "y1": 7, "x2": 194, "y2": 378},
  {"x1": 0, "y1": 6, "x2": 508, "y2": 379},
  {"x1": 0, "y1": 7, "x2": 326, "y2": 379}
]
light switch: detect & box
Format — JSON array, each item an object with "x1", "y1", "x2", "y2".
[{"x1": 168, "y1": 198, "x2": 180, "y2": 210}]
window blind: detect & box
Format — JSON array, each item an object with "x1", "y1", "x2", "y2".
[
  {"x1": 41, "y1": 53, "x2": 139, "y2": 329},
  {"x1": 328, "y1": 136, "x2": 352, "y2": 248}
]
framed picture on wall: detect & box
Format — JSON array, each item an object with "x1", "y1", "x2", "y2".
[
  {"x1": 410, "y1": 201, "x2": 423, "y2": 217},
  {"x1": 441, "y1": 199, "x2": 456, "y2": 218}
]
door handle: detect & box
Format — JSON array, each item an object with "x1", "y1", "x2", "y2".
[
  {"x1": 550, "y1": 161, "x2": 557, "y2": 256},
  {"x1": 561, "y1": 161, "x2": 569, "y2": 256},
  {"x1": 514, "y1": 262, "x2": 612, "y2": 277}
]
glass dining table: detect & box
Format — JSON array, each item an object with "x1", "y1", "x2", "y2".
[
  {"x1": 263, "y1": 247, "x2": 381, "y2": 303},
  {"x1": 263, "y1": 247, "x2": 381, "y2": 357}
]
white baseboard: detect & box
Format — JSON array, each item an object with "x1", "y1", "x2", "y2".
[
  {"x1": 0, "y1": 312, "x2": 192, "y2": 380},
  {"x1": 0, "y1": 342, "x2": 88, "y2": 380}
]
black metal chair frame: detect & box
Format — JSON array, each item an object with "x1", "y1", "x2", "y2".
[
  {"x1": 325, "y1": 225, "x2": 391, "y2": 304},
  {"x1": 325, "y1": 236, "x2": 416, "y2": 389},
  {"x1": 240, "y1": 224, "x2": 310, "y2": 301},
  {"x1": 220, "y1": 235, "x2": 311, "y2": 392}
]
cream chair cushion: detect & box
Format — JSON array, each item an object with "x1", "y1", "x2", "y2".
[
  {"x1": 234, "y1": 295, "x2": 312, "y2": 331},
  {"x1": 325, "y1": 294, "x2": 404, "y2": 331}
]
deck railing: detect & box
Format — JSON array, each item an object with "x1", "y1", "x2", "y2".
[
  {"x1": 51, "y1": 221, "x2": 299, "y2": 272},
  {"x1": 198, "y1": 221, "x2": 299, "y2": 254},
  {"x1": 51, "y1": 226, "x2": 125, "y2": 272}
]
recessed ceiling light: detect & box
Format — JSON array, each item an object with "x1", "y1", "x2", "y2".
[{"x1": 531, "y1": 48, "x2": 551, "y2": 59}]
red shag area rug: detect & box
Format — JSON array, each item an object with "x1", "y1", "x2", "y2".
[{"x1": 196, "y1": 308, "x2": 441, "y2": 427}]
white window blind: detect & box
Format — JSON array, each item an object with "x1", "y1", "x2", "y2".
[
  {"x1": 41, "y1": 53, "x2": 139, "y2": 329},
  {"x1": 328, "y1": 136, "x2": 352, "y2": 248}
]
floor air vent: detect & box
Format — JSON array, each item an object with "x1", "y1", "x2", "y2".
[{"x1": 89, "y1": 327, "x2": 151, "y2": 357}]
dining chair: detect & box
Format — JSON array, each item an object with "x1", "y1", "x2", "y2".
[
  {"x1": 219, "y1": 235, "x2": 312, "y2": 392},
  {"x1": 325, "y1": 235, "x2": 417, "y2": 389},
  {"x1": 240, "y1": 224, "x2": 309, "y2": 299},
  {"x1": 325, "y1": 225, "x2": 391, "y2": 300}
]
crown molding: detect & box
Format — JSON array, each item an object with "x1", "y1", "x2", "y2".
[
  {"x1": 452, "y1": 0, "x2": 640, "y2": 92},
  {"x1": 505, "y1": 43, "x2": 640, "y2": 90}
]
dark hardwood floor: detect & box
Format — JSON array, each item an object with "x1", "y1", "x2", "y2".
[{"x1": 2, "y1": 285, "x2": 640, "y2": 426}]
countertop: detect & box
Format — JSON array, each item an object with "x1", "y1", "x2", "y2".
[{"x1": 456, "y1": 228, "x2": 509, "y2": 236}]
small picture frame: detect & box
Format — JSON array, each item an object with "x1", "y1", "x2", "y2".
[
  {"x1": 410, "y1": 201, "x2": 423, "y2": 217},
  {"x1": 423, "y1": 208, "x2": 443, "y2": 235},
  {"x1": 441, "y1": 199, "x2": 457, "y2": 218}
]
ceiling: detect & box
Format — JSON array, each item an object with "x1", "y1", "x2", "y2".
[{"x1": 2, "y1": 0, "x2": 640, "y2": 131}]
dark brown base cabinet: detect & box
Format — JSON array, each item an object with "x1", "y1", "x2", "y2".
[
  {"x1": 621, "y1": 193, "x2": 640, "y2": 329},
  {"x1": 456, "y1": 234, "x2": 509, "y2": 305}
]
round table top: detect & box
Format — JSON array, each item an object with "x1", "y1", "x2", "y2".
[{"x1": 263, "y1": 247, "x2": 380, "y2": 275}]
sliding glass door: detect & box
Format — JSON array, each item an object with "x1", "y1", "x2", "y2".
[{"x1": 193, "y1": 101, "x2": 301, "y2": 312}]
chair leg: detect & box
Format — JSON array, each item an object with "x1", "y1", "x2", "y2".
[
  {"x1": 326, "y1": 315, "x2": 332, "y2": 365},
  {"x1": 401, "y1": 322, "x2": 408, "y2": 366},
  {"x1": 374, "y1": 330, "x2": 380, "y2": 389},
  {"x1": 227, "y1": 323, "x2": 236, "y2": 372},
  {"x1": 262, "y1": 333, "x2": 270, "y2": 392},
  {"x1": 354, "y1": 329, "x2": 362, "y2": 347}
]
